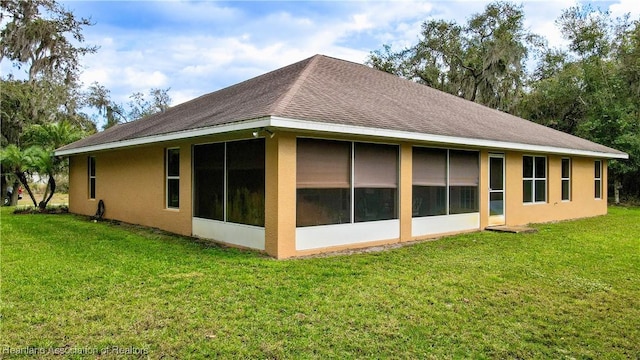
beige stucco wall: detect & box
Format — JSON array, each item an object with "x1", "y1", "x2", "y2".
[
  {"x1": 68, "y1": 133, "x2": 610, "y2": 258},
  {"x1": 399, "y1": 143, "x2": 413, "y2": 243},
  {"x1": 264, "y1": 132, "x2": 297, "y2": 258},
  {"x1": 69, "y1": 142, "x2": 193, "y2": 236},
  {"x1": 503, "y1": 152, "x2": 607, "y2": 226}
]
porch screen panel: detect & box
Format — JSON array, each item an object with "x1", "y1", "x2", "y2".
[
  {"x1": 193, "y1": 143, "x2": 224, "y2": 220},
  {"x1": 449, "y1": 150, "x2": 479, "y2": 214},
  {"x1": 296, "y1": 138, "x2": 351, "y2": 227},
  {"x1": 227, "y1": 139, "x2": 265, "y2": 226},
  {"x1": 354, "y1": 142, "x2": 398, "y2": 222},
  {"x1": 412, "y1": 147, "x2": 446, "y2": 217},
  {"x1": 413, "y1": 148, "x2": 446, "y2": 186},
  {"x1": 354, "y1": 143, "x2": 398, "y2": 188},
  {"x1": 297, "y1": 139, "x2": 350, "y2": 188}
]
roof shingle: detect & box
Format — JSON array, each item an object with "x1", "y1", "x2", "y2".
[{"x1": 58, "y1": 54, "x2": 626, "y2": 157}]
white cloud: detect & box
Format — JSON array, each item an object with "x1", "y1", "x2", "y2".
[
  {"x1": 19, "y1": 0, "x2": 616, "y2": 119},
  {"x1": 523, "y1": 0, "x2": 577, "y2": 49},
  {"x1": 609, "y1": 0, "x2": 640, "y2": 18},
  {"x1": 123, "y1": 68, "x2": 167, "y2": 89}
]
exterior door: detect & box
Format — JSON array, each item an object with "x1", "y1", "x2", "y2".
[{"x1": 488, "y1": 154, "x2": 505, "y2": 226}]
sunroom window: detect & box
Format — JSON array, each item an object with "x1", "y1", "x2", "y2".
[
  {"x1": 412, "y1": 148, "x2": 447, "y2": 216},
  {"x1": 412, "y1": 148, "x2": 479, "y2": 217},
  {"x1": 192, "y1": 139, "x2": 265, "y2": 226},
  {"x1": 354, "y1": 143, "x2": 398, "y2": 222},
  {"x1": 296, "y1": 139, "x2": 398, "y2": 227},
  {"x1": 449, "y1": 150, "x2": 479, "y2": 214},
  {"x1": 296, "y1": 139, "x2": 351, "y2": 227}
]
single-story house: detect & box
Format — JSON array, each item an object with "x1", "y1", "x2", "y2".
[{"x1": 55, "y1": 55, "x2": 628, "y2": 258}]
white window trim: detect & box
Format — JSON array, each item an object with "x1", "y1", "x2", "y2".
[
  {"x1": 594, "y1": 160, "x2": 602, "y2": 200},
  {"x1": 166, "y1": 147, "x2": 180, "y2": 209},
  {"x1": 523, "y1": 155, "x2": 547, "y2": 204},
  {"x1": 88, "y1": 156, "x2": 96, "y2": 200},
  {"x1": 561, "y1": 157, "x2": 571, "y2": 202}
]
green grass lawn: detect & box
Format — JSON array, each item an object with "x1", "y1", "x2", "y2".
[{"x1": 1, "y1": 207, "x2": 639, "y2": 359}]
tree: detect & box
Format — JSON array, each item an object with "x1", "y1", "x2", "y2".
[
  {"x1": 367, "y1": 1, "x2": 542, "y2": 113},
  {"x1": 1, "y1": 122, "x2": 84, "y2": 208},
  {"x1": 1, "y1": 0, "x2": 97, "y2": 83},
  {"x1": 1, "y1": 0, "x2": 96, "y2": 203},
  {"x1": 88, "y1": 85, "x2": 172, "y2": 129},
  {"x1": 126, "y1": 88, "x2": 171, "y2": 121},
  {"x1": 0, "y1": 144, "x2": 39, "y2": 206},
  {"x1": 24, "y1": 121, "x2": 84, "y2": 209},
  {"x1": 86, "y1": 82, "x2": 126, "y2": 129},
  {"x1": 519, "y1": 6, "x2": 640, "y2": 201}
]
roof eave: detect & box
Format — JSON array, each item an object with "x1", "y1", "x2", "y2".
[
  {"x1": 270, "y1": 117, "x2": 629, "y2": 159},
  {"x1": 54, "y1": 116, "x2": 629, "y2": 160}
]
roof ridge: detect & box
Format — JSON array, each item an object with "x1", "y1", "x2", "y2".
[{"x1": 270, "y1": 54, "x2": 322, "y2": 115}]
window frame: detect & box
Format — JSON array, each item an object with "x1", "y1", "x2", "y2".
[
  {"x1": 411, "y1": 146, "x2": 479, "y2": 218},
  {"x1": 523, "y1": 155, "x2": 547, "y2": 204},
  {"x1": 166, "y1": 147, "x2": 180, "y2": 209},
  {"x1": 295, "y1": 138, "x2": 399, "y2": 227},
  {"x1": 561, "y1": 158, "x2": 571, "y2": 202},
  {"x1": 353, "y1": 142, "x2": 399, "y2": 223},
  {"x1": 594, "y1": 160, "x2": 602, "y2": 199},
  {"x1": 192, "y1": 138, "x2": 266, "y2": 226},
  {"x1": 192, "y1": 142, "x2": 225, "y2": 221},
  {"x1": 88, "y1": 156, "x2": 96, "y2": 199}
]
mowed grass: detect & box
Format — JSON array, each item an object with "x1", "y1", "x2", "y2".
[{"x1": 1, "y1": 207, "x2": 639, "y2": 359}]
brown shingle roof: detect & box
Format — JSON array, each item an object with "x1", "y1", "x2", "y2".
[{"x1": 57, "y1": 54, "x2": 626, "y2": 157}]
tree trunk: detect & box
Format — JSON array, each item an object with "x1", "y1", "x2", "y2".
[
  {"x1": 9, "y1": 179, "x2": 20, "y2": 206},
  {"x1": 39, "y1": 175, "x2": 56, "y2": 210},
  {"x1": 1, "y1": 170, "x2": 7, "y2": 205},
  {"x1": 15, "y1": 171, "x2": 38, "y2": 207},
  {"x1": 614, "y1": 178, "x2": 621, "y2": 204}
]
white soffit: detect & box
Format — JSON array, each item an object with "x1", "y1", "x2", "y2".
[
  {"x1": 270, "y1": 117, "x2": 629, "y2": 159},
  {"x1": 54, "y1": 118, "x2": 272, "y2": 156},
  {"x1": 55, "y1": 116, "x2": 629, "y2": 159}
]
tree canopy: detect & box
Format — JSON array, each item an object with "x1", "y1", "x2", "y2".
[
  {"x1": 368, "y1": 2, "x2": 543, "y2": 113},
  {"x1": 369, "y1": 2, "x2": 640, "y2": 200},
  {"x1": 1, "y1": 0, "x2": 172, "y2": 208}
]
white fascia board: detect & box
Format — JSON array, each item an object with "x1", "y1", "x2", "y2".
[
  {"x1": 55, "y1": 115, "x2": 629, "y2": 160},
  {"x1": 269, "y1": 117, "x2": 629, "y2": 159},
  {"x1": 54, "y1": 118, "x2": 272, "y2": 156}
]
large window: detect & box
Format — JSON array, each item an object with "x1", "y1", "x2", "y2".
[
  {"x1": 166, "y1": 148, "x2": 180, "y2": 208},
  {"x1": 296, "y1": 139, "x2": 398, "y2": 227},
  {"x1": 193, "y1": 143, "x2": 224, "y2": 220},
  {"x1": 354, "y1": 143, "x2": 398, "y2": 222},
  {"x1": 227, "y1": 139, "x2": 265, "y2": 226},
  {"x1": 412, "y1": 148, "x2": 446, "y2": 216},
  {"x1": 297, "y1": 139, "x2": 351, "y2": 226},
  {"x1": 412, "y1": 148, "x2": 479, "y2": 217},
  {"x1": 88, "y1": 156, "x2": 96, "y2": 199},
  {"x1": 192, "y1": 139, "x2": 265, "y2": 226},
  {"x1": 594, "y1": 160, "x2": 602, "y2": 199},
  {"x1": 562, "y1": 158, "x2": 571, "y2": 201},
  {"x1": 449, "y1": 150, "x2": 479, "y2": 214},
  {"x1": 523, "y1": 155, "x2": 546, "y2": 203}
]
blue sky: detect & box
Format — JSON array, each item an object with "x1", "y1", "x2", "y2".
[{"x1": 3, "y1": 0, "x2": 639, "y2": 121}]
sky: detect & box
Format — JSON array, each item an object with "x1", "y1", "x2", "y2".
[{"x1": 2, "y1": 0, "x2": 640, "y2": 124}]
